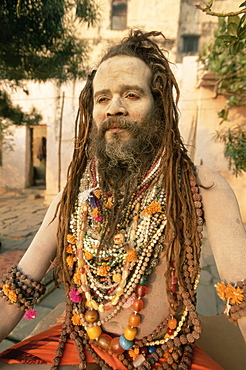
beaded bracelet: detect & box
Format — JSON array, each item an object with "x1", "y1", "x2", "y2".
[
  {"x1": 215, "y1": 279, "x2": 246, "y2": 325},
  {"x1": 0, "y1": 264, "x2": 46, "y2": 313}
]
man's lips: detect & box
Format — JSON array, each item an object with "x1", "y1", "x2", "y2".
[
  {"x1": 107, "y1": 127, "x2": 122, "y2": 133},
  {"x1": 106, "y1": 123, "x2": 123, "y2": 133}
]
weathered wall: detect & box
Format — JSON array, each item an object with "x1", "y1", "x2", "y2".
[
  {"x1": 0, "y1": 126, "x2": 27, "y2": 189},
  {"x1": 178, "y1": 56, "x2": 246, "y2": 222},
  {"x1": 0, "y1": 81, "x2": 83, "y2": 202}
]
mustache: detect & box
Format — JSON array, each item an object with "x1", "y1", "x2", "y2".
[{"x1": 99, "y1": 117, "x2": 140, "y2": 136}]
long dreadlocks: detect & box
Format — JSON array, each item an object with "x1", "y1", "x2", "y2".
[{"x1": 54, "y1": 30, "x2": 201, "y2": 312}]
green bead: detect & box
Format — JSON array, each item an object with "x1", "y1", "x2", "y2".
[{"x1": 139, "y1": 275, "x2": 148, "y2": 286}]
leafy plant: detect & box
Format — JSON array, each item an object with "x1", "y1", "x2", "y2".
[
  {"x1": 197, "y1": 1, "x2": 246, "y2": 174},
  {"x1": 214, "y1": 126, "x2": 246, "y2": 176},
  {"x1": 0, "y1": 0, "x2": 99, "y2": 142}
]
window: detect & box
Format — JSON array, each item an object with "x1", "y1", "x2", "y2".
[
  {"x1": 182, "y1": 35, "x2": 199, "y2": 53},
  {"x1": 111, "y1": 0, "x2": 127, "y2": 30}
]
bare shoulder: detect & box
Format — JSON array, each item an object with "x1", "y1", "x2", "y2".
[
  {"x1": 196, "y1": 165, "x2": 232, "y2": 191},
  {"x1": 195, "y1": 165, "x2": 239, "y2": 206}
]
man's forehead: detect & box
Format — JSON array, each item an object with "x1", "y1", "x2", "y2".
[{"x1": 92, "y1": 55, "x2": 152, "y2": 91}]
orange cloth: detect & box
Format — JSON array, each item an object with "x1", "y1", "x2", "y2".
[{"x1": 0, "y1": 324, "x2": 224, "y2": 369}]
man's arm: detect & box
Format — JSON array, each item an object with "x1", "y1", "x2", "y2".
[
  {"x1": 0, "y1": 192, "x2": 62, "y2": 343},
  {"x1": 197, "y1": 165, "x2": 246, "y2": 341}
]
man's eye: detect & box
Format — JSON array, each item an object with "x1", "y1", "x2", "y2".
[
  {"x1": 97, "y1": 97, "x2": 108, "y2": 103},
  {"x1": 126, "y1": 93, "x2": 139, "y2": 99}
]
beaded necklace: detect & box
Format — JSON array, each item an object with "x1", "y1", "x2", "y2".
[{"x1": 53, "y1": 159, "x2": 204, "y2": 370}]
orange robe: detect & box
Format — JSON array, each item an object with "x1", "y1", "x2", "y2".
[{"x1": 0, "y1": 324, "x2": 224, "y2": 369}]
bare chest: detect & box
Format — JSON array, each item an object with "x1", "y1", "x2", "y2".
[{"x1": 101, "y1": 255, "x2": 169, "y2": 338}]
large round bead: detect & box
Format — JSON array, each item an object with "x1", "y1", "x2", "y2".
[
  {"x1": 84, "y1": 309, "x2": 99, "y2": 323},
  {"x1": 119, "y1": 334, "x2": 134, "y2": 350},
  {"x1": 168, "y1": 318, "x2": 177, "y2": 330},
  {"x1": 97, "y1": 333, "x2": 112, "y2": 351},
  {"x1": 86, "y1": 326, "x2": 102, "y2": 340},
  {"x1": 128, "y1": 312, "x2": 141, "y2": 327},
  {"x1": 124, "y1": 325, "x2": 137, "y2": 341},
  {"x1": 136, "y1": 285, "x2": 147, "y2": 297},
  {"x1": 148, "y1": 346, "x2": 156, "y2": 354},
  {"x1": 132, "y1": 298, "x2": 144, "y2": 312},
  {"x1": 110, "y1": 336, "x2": 125, "y2": 354}
]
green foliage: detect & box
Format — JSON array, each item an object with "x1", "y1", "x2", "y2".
[
  {"x1": 199, "y1": 2, "x2": 246, "y2": 175},
  {"x1": 199, "y1": 14, "x2": 246, "y2": 122},
  {"x1": 0, "y1": 90, "x2": 42, "y2": 152},
  {"x1": 214, "y1": 126, "x2": 246, "y2": 176},
  {"x1": 0, "y1": 0, "x2": 99, "y2": 82},
  {"x1": 0, "y1": 91, "x2": 42, "y2": 127},
  {"x1": 0, "y1": 0, "x2": 98, "y2": 141}
]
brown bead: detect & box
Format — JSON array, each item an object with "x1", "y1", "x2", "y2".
[
  {"x1": 109, "y1": 336, "x2": 125, "y2": 354},
  {"x1": 193, "y1": 193, "x2": 201, "y2": 201},
  {"x1": 84, "y1": 309, "x2": 99, "y2": 323},
  {"x1": 136, "y1": 285, "x2": 147, "y2": 297},
  {"x1": 97, "y1": 333, "x2": 112, "y2": 351},
  {"x1": 196, "y1": 209, "x2": 203, "y2": 217},
  {"x1": 128, "y1": 312, "x2": 141, "y2": 327},
  {"x1": 191, "y1": 186, "x2": 198, "y2": 194},
  {"x1": 132, "y1": 298, "x2": 144, "y2": 312}
]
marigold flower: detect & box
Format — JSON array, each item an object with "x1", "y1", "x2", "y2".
[
  {"x1": 226, "y1": 285, "x2": 244, "y2": 305},
  {"x1": 66, "y1": 244, "x2": 73, "y2": 254},
  {"x1": 93, "y1": 189, "x2": 101, "y2": 199},
  {"x1": 2, "y1": 284, "x2": 10, "y2": 295},
  {"x1": 141, "y1": 201, "x2": 162, "y2": 215},
  {"x1": 215, "y1": 281, "x2": 244, "y2": 305},
  {"x1": 71, "y1": 313, "x2": 83, "y2": 326},
  {"x1": 92, "y1": 207, "x2": 99, "y2": 219},
  {"x1": 66, "y1": 255, "x2": 75, "y2": 269},
  {"x1": 73, "y1": 269, "x2": 81, "y2": 285},
  {"x1": 126, "y1": 249, "x2": 137, "y2": 262},
  {"x1": 8, "y1": 290, "x2": 17, "y2": 303},
  {"x1": 215, "y1": 281, "x2": 227, "y2": 301},
  {"x1": 84, "y1": 250, "x2": 93, "y2": 261},
  {"x1": 97, "y1": 263, "x2": 110, "y2": 276},
  {"x1": 128, "y1": 347, "x2": 139, "y2": 361},
  {"x1": 67, "y1": 234, "x2": 76, "y2": 244},
  {"x1": 2, "y1": 284, "x2": 17, "y2": 303}
]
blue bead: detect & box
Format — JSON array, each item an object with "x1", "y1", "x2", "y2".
[
  {"x1": 119, "y1": 334, "x2": 134, "y2": 350},
  {"x1": 148, "y1": 346, "x2": 156, "y2": 354}
]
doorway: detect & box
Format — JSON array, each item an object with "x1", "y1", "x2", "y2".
[{"x1": 27, "y1": 125, "x2": 47, "y2": 187}]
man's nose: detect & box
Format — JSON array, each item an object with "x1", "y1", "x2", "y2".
[{"x1": 106, "y1": 97, "x2": 127, "y2": 117}]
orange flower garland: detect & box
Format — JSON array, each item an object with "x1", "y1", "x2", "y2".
[
  {"x1": 67, "y1": 234, "x2": 76, "y2": 244},
  {"x1": 126, "y1": 248, "x2": 137, "y2": 262},
  {"x1": 97, "y1": 263, "x2": 110, "y2": 276},
  {"x1": 3, "y1": 284, "x2": 17, "y2": 303},
  {"x1": 215, "y1": 281, "x2": 244, "y2": 305},
  {"x1": 141, "y1": 201, "x2": 162, "y2": 215}
]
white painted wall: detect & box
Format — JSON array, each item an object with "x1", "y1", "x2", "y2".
[
  {"x1": 0, "y1": 126, "x2": 27, "y2": 189},
  {"x1": 178, "y1": 56, "x2": 246, "y2": 222}
]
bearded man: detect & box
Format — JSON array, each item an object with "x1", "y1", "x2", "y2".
[{"x1": 0, "y1": 30, "x2": 245, "y2": 370}]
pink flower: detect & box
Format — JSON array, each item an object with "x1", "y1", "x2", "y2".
[
  {"x1": 69, "y1": 288, "x2": 82, "y2": 303},
  {"x1": 24, "y1": 309, "x2": 37, "y2": 320},
  {"x1": 94, "y1": 216, "x2": 103, "y2": 222}
]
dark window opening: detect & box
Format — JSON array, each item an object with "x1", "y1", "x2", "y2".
[
  {"x1": 111, "y1": 0, "x2": 127, "y2": 30},
  {"x1": 182, "y1": 35, "x2": 199, "y2": 53}
]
